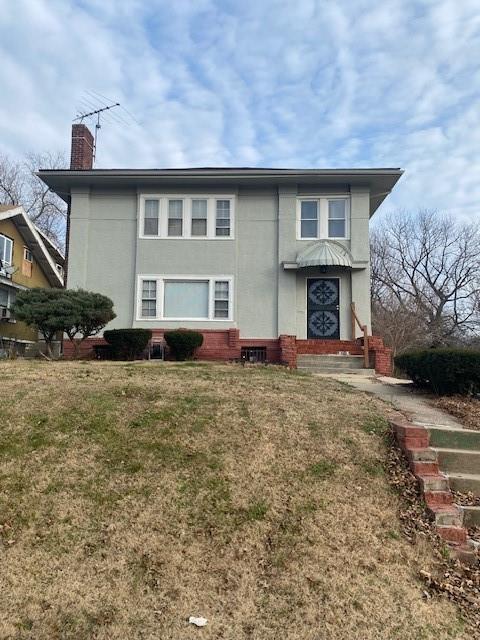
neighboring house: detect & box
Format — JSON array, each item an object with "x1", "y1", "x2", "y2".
[
  {"x1": 38, "y1": 124, "x2": 402, "y2": 372},
  {"x1": 0, "y1": 205, "x2": 64, "y2": 355}
]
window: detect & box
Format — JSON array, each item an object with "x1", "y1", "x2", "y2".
[
  {"x1": 214, "y1": 281, "x2": 229, "y2": 318},
  {"x1": 168, "y1": 200, "x2": 183, "y2": 236},
  {"x1": 140, "y1": 195, "x2": 234, "y2": 239},
  {"x1": 24, "y1": 247, "x2": 33, "y2": 262},
  {"x1": 216, "y1": 200, "x2": 231, "y2": 236},
  {"x1": 328, "y1": 200, "x2": 346, "y2": 238},
  {"x1": 191, "y1": 199, "x2": 208, "y2": 236},
  {"x1": 0, "y1": 286, "x2": 15, "y2": 310},
  {"x1": 300, "y1": 201, "x2": 318, "y2": 238},
  {"x1": 138, "y1": 276, "x2": 232, "y2": 321},
  {"x1": 141, "y1": 280, "x2": 157, "y2": 318},
  {"x1": 164, "y1": 280, "x2": 209, "y2": 318},
  {"x1": 0, "y1": 286, "x2": 8, "y2": 307},
  {"x1": 297, "y1": 197, "x2": 349, "y2": 239},
  {"x1": 0, "y1": 234, "x2": 13, "y2": 266},
  {"x1": 144, "y1": 199, "x2": 159, "y2": 236}
]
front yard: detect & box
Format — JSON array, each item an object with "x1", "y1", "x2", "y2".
[{"x1": 0, "y1": 361, "x2": 467, "y2": 639}]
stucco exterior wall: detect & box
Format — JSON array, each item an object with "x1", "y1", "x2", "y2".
[{"x1": 67, "y1": 182, "x2": 372, "y2": 339}]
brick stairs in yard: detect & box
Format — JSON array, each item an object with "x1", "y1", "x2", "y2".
[
  {"x1": 297, "y1": 354, "x2": 375, "y2": 375},
  {"x1": 391, "y1": 420, "x2": 480, "y2": 559}
]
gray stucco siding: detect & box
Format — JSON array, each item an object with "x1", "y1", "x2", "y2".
[{"x1": 67, "y1": 181, "x2": 374, "y2": 339}]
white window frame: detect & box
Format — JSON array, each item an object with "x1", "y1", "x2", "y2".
[
  {"x1": 23, "y1": 247, "x2": 33, "y2": 262},
  {"x1": 0, "y1": 234, "x2": 13, "y2": 266},
  {"x1": 136, "y1": 275, "x2": 234, "y2": 322},
  {"x1": 138, "y1": 195, "x2": 235, "y2": 240},
  {"x1": 296, "y1": 196, "x2": 350, "y2": 240}
]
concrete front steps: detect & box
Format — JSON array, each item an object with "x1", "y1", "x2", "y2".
[
  {"x1": 428, "y1": 426, "x2": 480, "y2": 497},
  {"x1": 297, "y1": 354, "x2": 375, "y2": 375},
  {"x1": 391, "y1": 420, "x2": 475, "y2": 555}
]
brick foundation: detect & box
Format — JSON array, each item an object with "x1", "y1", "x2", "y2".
[{"x1": 63, "y1": 329, "x2": 392, "y2": 374}]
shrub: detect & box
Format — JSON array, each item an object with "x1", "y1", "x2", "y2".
[
  {"x1": 395, "y1": 349, "x2": 480, "y2": 395},
  {"x1": 164, "y1": 329, "x2": 203, "y2": 361},
  {"x1": 103, "y1": 329, "x2": 152, "y2": 360}
]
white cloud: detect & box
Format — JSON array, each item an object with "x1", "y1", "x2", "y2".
[{"x1": 0, "y1": 0, "x2": 479, "y2": 218}]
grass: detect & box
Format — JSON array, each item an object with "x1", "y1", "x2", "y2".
[{"x1": 0, "y1": 360, "x2": 467, "y2": 639}]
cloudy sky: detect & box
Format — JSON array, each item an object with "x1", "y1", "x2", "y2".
[{"x1": 1, "y1": 0, "x2": 479, "y2": 219}]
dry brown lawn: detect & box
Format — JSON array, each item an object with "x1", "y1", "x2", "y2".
[
  {"x1": 433, "y1": 395, "x2": 480, "y2": 431},
  {"x1": 0, "y1": 361, "x2": 468, "y2": 639}
]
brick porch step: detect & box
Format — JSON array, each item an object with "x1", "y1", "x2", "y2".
[
  {"x1": 433, "y1": 447, "x2": 480, "y2": 475},
  {"x1": 447, "y1": 473, "x2": 480, "y2": 495}
]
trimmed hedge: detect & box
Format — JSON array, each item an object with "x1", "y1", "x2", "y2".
[
  {"x1": 164, "y1": 329, "x2": 203, "y2": 361},
  {"x1": 395, "y1": 349, "x2": 480, "y2": 395},
  {"x1": 103, "y1": 329, "x2": 152, "y2": 360}
]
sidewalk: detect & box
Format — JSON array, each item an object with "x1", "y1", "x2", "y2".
[{"x1": 316, "y1": 372, "x2": 464, "y2": 429}]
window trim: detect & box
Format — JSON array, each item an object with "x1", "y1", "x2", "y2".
[
  {"x1": 296, "y1": 196, "x2": 350, "y2": 240},
  {"x1": 138, "y1": 194, "x2": 235, "y2": 240},
  {"x1": 23, "y1": 247, "x2": 33, "y2": 262},
  {"x1": 0, "y1": 233, "x2": 13, "y2": 266},
  {"x1": 136, "y1": 275, "x2": 234, "y2": 322}
]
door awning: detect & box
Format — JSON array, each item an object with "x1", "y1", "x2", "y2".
[{"x1": 295, "y1": 240, "x2": 353, "y2": 268}]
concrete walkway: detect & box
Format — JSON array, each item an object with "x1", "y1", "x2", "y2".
[{"x1": 315, "y1": 372, "x2": 464, "y2": 429}]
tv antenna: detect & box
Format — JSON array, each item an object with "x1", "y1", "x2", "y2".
[{"x1": 73, "y1": 102, "x2": 120, "y2": 165}]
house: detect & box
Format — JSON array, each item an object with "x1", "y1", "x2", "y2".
[
  {"x1": 38, "y1": 124, "x2": 402, "y2": 373},
  {"x1": 0, "y1": 205, "x2": 65, "y2": 355}
]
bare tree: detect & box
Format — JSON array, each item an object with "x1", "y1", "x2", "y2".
[
  {"x1": 0, "y1": 151, "x2": 67, "y2": 248},
  {"x1": 371, "y1": 210, "x2": 480, "y2": 350}
]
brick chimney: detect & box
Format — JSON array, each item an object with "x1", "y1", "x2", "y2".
[{"x1": 70, "y1": 124, "x2": 94, "y2": 169}]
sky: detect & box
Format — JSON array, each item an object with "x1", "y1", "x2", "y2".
[{"x1": 0, "y1": 0, "x2": 479, "y2": 220}]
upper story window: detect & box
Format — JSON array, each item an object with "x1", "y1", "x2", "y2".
[
  {"x1": 22, "y1": 246, "x2": 33, "y2": 278},
  {"x1": 139, "y1": 195, "x2": 235, "y2": 240},
  {"x1": 215, "y1": 200, "x2": 231, "y2": 236},
  {"x1": 297, "y1": 197, "x2": 350, "y2": 240},
  {"x1": 300, "y1": 201, "x2": 318, "y2": 239},
  {"x1": 0, "y1": 234, "x2": 13, "y2": 266},
  {"x1": 144, "y1": 199, "x2": 159, "y2": 236},
  {"x1": 191, "y1": 199, "x2": 208, "y2": 236},
  {"x1": 168, "y1": 200, "x2": 183, "y2": 237},
  {"x1": 23, "y1": 247, "x2": 33, "y2": 262}
]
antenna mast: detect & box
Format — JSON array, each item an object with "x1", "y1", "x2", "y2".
[{"x1": 74, "y1": 102, "x2": 120, "y2": 166}]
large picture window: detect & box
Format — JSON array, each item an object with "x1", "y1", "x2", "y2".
[
  {"x1": 164, "y1": 280, "x2": 209, "y2": 319},
  {"x1": 138, "y1": 276, "x2": 233, "y2": 321}
]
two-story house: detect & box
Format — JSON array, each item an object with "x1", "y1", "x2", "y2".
[
  {"x1": 39, "y1": 124, "x2": 402, "y2": 373},
  {"x1": 0, "y1": 204, "x2": 64, "y2": 355}
]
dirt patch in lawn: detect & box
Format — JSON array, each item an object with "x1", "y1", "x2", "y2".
[
  {"x1": 0, "y1": 361, "x2": 469, "y2": 639},
  {"x1": 432, "y1": 396, "x2": 480, "y2": 431}
]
